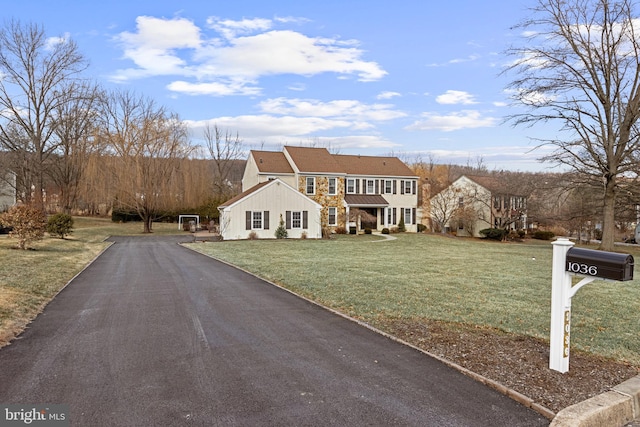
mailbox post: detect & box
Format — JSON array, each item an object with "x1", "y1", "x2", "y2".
[{"x1": 549, "y1": 238, "x2": 634, "y2": 373}]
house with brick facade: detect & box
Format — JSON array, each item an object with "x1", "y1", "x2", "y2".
[{"x1": 218, "y1": 146, "x2": 419, "y2": 240}]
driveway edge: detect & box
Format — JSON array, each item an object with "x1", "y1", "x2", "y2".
[{"x1": 184, "y1": 244, "x2": 556, "y2": 421}]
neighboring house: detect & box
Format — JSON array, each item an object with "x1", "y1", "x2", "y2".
[
  {"x1": 431, "y1": 175, "x2": 527, "y2": 237},
  {"x1": 218, "y1": 179, "x2": 323, "y2": 240},
  {"x1": 0, "y1": 171, "x2": 17, "y2": 212},
  {"x1": 232, "y1": 146, "x2": 419, "y2": 238}
]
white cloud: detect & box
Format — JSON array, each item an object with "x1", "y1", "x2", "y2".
[
  {"x1": 167, "y1": 80, "x2": 261, "y2": 96},
  {"x1": 46, "y1": 32, "x2": 71, "y2": 50},
  {"x1": 436, "y1": 90, "x2": 478, "y2": 105},
  {"x1": 186, "y1": 114, "x2": 353, "y2": 138},
  {"x1": 406, "y1": 110, "x2": 498, "y2": 132},
  {"x1": 206, "y1": 16, "x2": 273, "y2": 39},
  {"x1": 377, "y1": 91, "x2": 401, "y2": 100},
  {"x1": 258, "y1": 98, "x2": 406, "y2": 121},
  {"x1": 287, "y1": 83, "x2": 307, "y2": 91},
  {"x1": 427, "y1": 54, "x2": 481, "y2": 67},
  {"x1": 186, "y1": 117, "x2": 399, "y2": 150},
  {"x1": 111, "y1": 16, "x2": 202, "y2": 80},
  {"x1": 111, "y1": 15, "x2": 386, "y2": 88}
]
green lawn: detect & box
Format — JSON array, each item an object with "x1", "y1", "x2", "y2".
[
  {"x1": 2, "y1": 219, "x2": 638, "y2": 366},
  {"x1": 187, "y1": 233, "x2": 640, "y2": 365}
]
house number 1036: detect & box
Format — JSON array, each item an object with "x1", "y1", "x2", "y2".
[{"x1": 567, "y1": 262, "x2": 598, "y2": 276}]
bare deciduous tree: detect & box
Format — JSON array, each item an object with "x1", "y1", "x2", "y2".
[
  {"x1": 49, "y1": 82, "x2": 103, "y2": 213},
  {"x1": 0, "y1": 20, "x2": 87, "y2": 210},
  {"x1": 505, "y1": 0, "x2": 640, "y2": 250},
  {"x1": 99, "y1": 90, "x2": 192, "y2": 233},
  {"x1": 203, "y1": 124, "x2": 244, "y2": 199}
]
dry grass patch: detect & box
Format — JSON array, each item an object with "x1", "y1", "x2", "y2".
[{"x1": 0, "y1": 217, "x2": 186, "y2": 347}]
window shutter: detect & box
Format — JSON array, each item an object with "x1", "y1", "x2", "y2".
[
  {"x1": 413, "y1": 180, "x2": 417, "y2": 195},
  {"x1": 264, "y1": 211, "x2": 270, "y2": 229},
  {"x1": 286, "y1": 211, "x2": 291, "y2": 229},
  {"x1": 355, "y1": 179, "x2": 360, "y2": 194},
  {"x1": 375, "y1": 180, "x2": 379, "y2": 194},
  {"x1": 246, "y1": 211, "x2": 251, "y2": 230},
  {"x1": 303, "y1": 211, "x2": 308, "y2": 228},
  {"x1": 393, "y1": 208, "x2": 397, "y2": 225},
  {"x1": 400, "y1": 180, "x2": 405, "y2": 194},
  {"x1": 412, "y1": 208, "x2": 417, "y2": 225},
  {"x1": 393, "y1": 180, "x2": 397, "y2": 194}
]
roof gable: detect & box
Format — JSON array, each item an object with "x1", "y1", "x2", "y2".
[
  {"x1": 284, "y1": 146, "x2": 345, "y2": 174},
  {"x1": 250, "y1": 150, "x2": 294, "y2": 174},
  {"x1": 333, "y1": 154, "x2": 415, "y2": 177},
  {"x1": 246, "y1": 146, "x2": 416, "y2": 178},
  {"x1": 219, "y1": 179, "x2": 322, "y2": 209}
]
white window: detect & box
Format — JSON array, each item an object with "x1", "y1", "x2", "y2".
[
  {"x1": 306, "y1": 177, "x2": 316, "y2": 195},
  {"x1": 366, "y1": 179, "x2": 375, "y2": 194},
  {"x1": 328, "y1": 177, "x2": 337, "y2": 195},
  {"x1": 404, "y1": 180, "x2": 412, "y2": 194},
  {"x1": 252, "y1": 211, "x2": 263, "y2": 229},
  {"x1": 384, "y1": 180, "x2": 393, "y2": 194},
  {"x1": 328, "y1": 207, "x2": 337, "y2": 226},
  {"x1": 292, "y1": 211, "x2": 302, "y2": 229},
  {"x1": 346, "y1": 178, "x2": 355, "y2": 194},
  {"x1": 404, "y1": 208, "x2": 412, "y2": 225}
]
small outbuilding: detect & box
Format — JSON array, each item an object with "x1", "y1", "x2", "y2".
[{"x1": 218, "y1": 178, "x2": 323, "y2": 240}]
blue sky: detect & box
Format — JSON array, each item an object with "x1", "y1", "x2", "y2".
[{"x1": 4, "y1": 0, "x2": 560, "y2": 171}]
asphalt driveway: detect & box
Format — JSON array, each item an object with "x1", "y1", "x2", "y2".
[{"x1": 0, "y1": 236, "x2": 549, "y2": 426}]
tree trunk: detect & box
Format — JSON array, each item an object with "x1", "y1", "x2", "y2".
[
  {"x1": 142, "y1": 211, "x2": 152, "y2": 234},
  {"x1": 599, "y1": 177, "x2": 617, "y2": 251}
]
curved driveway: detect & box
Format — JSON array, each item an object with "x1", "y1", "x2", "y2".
[{"x1": 0, "y1": 236, "x2": 548, "y2": 426}]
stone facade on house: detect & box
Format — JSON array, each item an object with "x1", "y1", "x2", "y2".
[{"x1": 236, "y1": 146, "x2": 419, "y2": 234}]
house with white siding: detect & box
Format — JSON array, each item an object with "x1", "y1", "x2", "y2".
[
  {"x1": 431, "y1": 175, "x2": 527, "y2": 237},
  {"x1": 0, "y1": 171, "x2": 16, "y2": 212},
  {"x1": 218, "y1": 179, "x2": 323, "y2": 240},
  {"x1": 220, "y1": 146, "x2": 419, "y2": 239}
]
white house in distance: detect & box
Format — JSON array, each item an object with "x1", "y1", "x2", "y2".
[
  {"x1": 0, "y1": 171, "x2": 16, "y2": 212},
  {"x1": 430, "y1": 175, "x2": 527, "y2": 237},
  {"x1": 218, "y1": 146, "x2": 419, "y2": 240}
]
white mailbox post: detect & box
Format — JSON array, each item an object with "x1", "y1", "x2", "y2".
[{"x1": 549, "y1": 238, "x2": 634, "y2": 373}]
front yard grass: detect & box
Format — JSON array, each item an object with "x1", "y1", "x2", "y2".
[
  {"x1": 187, "y1": 233, "x2": 640, "y2": 366},
  {"x1": 0, "y1": 217, "x2": 184, "y2": 347}
]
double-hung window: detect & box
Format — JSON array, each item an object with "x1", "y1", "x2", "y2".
[
  {"x1": 328, "y1": 207, "x2": 337, "y2": 226},
  {"x1": 366, "y1": 179, "x2": 375, "y2": 194},
  {"x1": 346, "y1": 178, "x2": 355, "y2": 194},
  {"x1": 292, "y1": 211, "x2": 302, "y2": 228},
  {"x1": 328, "y1": 177, "x2": 337, "y2": 195},
  {"x1": 404, "y1": 180, "x2": 412, "y2": 194},
  {"x1": 252, "y1": 211, "x2": 263, "y2": 229},
  {"x1": 306, "y1": 177, "x2": 316, "y2": 195},
  {"x1": 404, "y1": 208, "x2": 412, "y2": 225},
  {"x1": 384, "y1": 180, "x2": 393, "y2": 194}
]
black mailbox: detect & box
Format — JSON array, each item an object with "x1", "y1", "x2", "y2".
[{"x1": 566, "y1": 247, "x2": 634, "y2": 281}]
